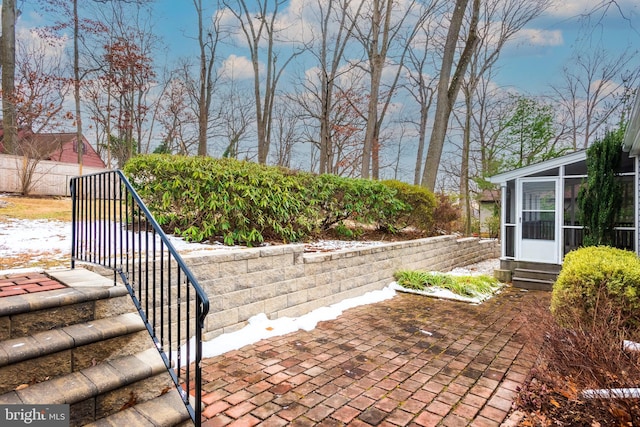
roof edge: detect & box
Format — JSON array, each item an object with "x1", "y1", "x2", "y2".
[
  {"x1": 488, "y1": 150, "x2": 587, "y2": 185},
  {"x1": 623, "y1": 88, "x2": 640, "y2": 156}
]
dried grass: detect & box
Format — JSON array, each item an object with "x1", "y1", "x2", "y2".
[
  {"x1": 516, "y1": 290, "x2": 640, "y2": 425},
  {"x1": 0, "y1": 196, "x2": 72, "y2": 221},
  {"x1": 0, "y1": 251, "x2": 69, "y2": 270}
]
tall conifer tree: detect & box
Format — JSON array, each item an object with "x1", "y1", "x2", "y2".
[{"x1": 578, "y1": 129, "x2": 624, "y2": 246}]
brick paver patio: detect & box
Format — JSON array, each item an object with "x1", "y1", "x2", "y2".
[
  {"x1": 198, "y1": 287, "x2": 548, "y2": 426},
  {"x1": 0, "y1": 273, "x2": 67, "y2": 297}
]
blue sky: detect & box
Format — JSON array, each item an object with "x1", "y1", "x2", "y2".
[
  {"x1": 145, "y1": 0, "x2": 640, "y2": 95},
  {"x1": 15, "y1": 0, "x2": 640, "y2": 97},
  {"x1": 495, "y1": 1, "x2": 640, "y2": 93}
]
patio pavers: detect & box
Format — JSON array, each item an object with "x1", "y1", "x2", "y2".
[
  {"x1": 0, "y1": 272, "x2": 67, "y2": 297},
  {"x1": 198, "y1": 287, "x2": 548, "y2": 426}
]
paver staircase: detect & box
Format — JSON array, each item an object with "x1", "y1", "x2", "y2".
[
  {"x1": 511, "y1": 261, "x2": 562, "y2": 291},
  {"x1": 0, "y1": 268, "x2": 193, "y2": 427}
]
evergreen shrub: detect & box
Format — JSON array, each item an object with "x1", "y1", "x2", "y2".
[
  {"x1": 123, "y1": 155, "x2": 411, "y2": 245},
  {"x1": 551, "y1": 246, "x2": 640, "y2": 333},
  {"x1": 578, "y1": 129, "x2": 623, "y2": 246},
  {"x1": 124, "y1": 154, "x2": 315, "y2": 246},
  {"x1": 380, "y1": 180, "x2": 436, "y2": 232},
  {"x1": 303, "y1": 174, "x2": 407, "y2": 233}
]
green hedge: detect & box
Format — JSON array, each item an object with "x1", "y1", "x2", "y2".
[
  {"x1": 302, "y1": 174, "x2": 408, "y2": 232},
  {"x1": 551, "y1": 246, "x2": 640, "y2": 332},
  {"x1": 123, "y1": 155, "x2": 421, "y2": 246},
  {"x1": 381, "y1": 180, "x2": 436, "y2": 232},
  {"x1": 124, "y1": 155, "x2": 315, "y2": 246}
]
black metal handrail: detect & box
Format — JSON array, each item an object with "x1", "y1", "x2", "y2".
[{"x1": 70, "y1": 170, "x2": 209, "y2": 427}]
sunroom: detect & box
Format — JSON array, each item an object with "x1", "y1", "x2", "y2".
[
  {"x1": 490, "y1": 151, "x2": 635, "y2": 262},
  {"x1": 488, "y1": 92, "x2": 640, "y2": 288}
]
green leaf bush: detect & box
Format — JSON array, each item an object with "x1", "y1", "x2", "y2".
[
  {"x1": 578, "y1": 129, "x2": 623, "y2": 247},
  {"x1": 124, "y1": 155, "x2": 315, "y2": 246},
  {"x1": 380, "y1": 180, "x2": 436, "y2": 232},
  {"x1": 301, "y1": 174, "x2": 408, "y2": 233},
  {"x1": 551, "y1": 246, "x2": 640, "y2": 333},
  {"x1": 124, "y1": 155, "x2": 430, "y2": 246}
]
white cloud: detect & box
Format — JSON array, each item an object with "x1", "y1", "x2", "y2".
[
  {"x1": 548, "y1": 0, "x2": 604, "y2": 18},
  {"x1": 514, "y1": 28, "x2": 564, "y2": 47},
  {"x1": 590, "y1": 78, "x2": 624, "y2": 99},
  {"x1": 16, "y1": 27, "x2": 68, "y2": 62},
  {"x1": 220, "y1": 54, "x2": 257, "y2": 80},
  {"x1": 547, "y1": 0, "x2": 638, "y2": 18}
]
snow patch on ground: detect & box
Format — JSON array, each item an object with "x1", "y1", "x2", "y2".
[
  {"x1": 199, "y1": 285, "x2": 397, "y2": 359},
  {"x1": 0, "y1": 218, "x2": 70, "y2": 257},
  {"x1": 0, "y1": 217, "x2": 241, "y2": 273},
  {"x1": 304, "y1": 239, "x2": 384, "y2": 252}
]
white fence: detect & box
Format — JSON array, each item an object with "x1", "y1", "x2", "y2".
[{"x1": 0, "y1": 154, "x2": 108, "y2": 197}]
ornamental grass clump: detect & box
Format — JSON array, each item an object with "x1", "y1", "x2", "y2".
[{"x1": 393, "y1": 270, "x2": 499, "y2": 298}]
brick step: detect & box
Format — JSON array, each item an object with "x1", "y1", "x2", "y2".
[
  {"x1": 0, "y1": 269, "x2": 131, "y2": 340},
  {"x1": 0, "y1": 348, "x2": 189, "y2": 426},
  {"x1": 0, "y1": 312, "x2": 149, "y2": 394}
]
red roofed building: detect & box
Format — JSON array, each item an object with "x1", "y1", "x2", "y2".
[{"x1": 0, "y1": 129, "x2": 106, "y2": 168}]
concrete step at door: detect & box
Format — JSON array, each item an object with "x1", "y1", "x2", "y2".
[{"x1": 512, "y1": 266, "x2": 561, "y2": 291}]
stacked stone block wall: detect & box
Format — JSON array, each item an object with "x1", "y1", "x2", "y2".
[{"x1": 183, "y1": 236, "x2": 500, "y2": 341}]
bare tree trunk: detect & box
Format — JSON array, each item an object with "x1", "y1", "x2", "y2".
[
  {"x1": 404, "y1": 20, "x2": 437, "y2": 186},
  {"x1": 1, "y1": 0, "x2": 17, "y2": 154},
  {"x1": 460, "y1": 87, "x2": 472, "y2": 235},
  {"x1": 357, "y1": 0, "x2": 426, "y2": 179},
  {"x1": 360, "y1": 0, "x2": 390, "y2": 179},
  {"x1": 319, "y1": 67, "x2": 331, "y2": 173},
  {"x1": 195, "y1": 0, "x2": 209, "y2": 156},
  {"x1": 225, "y1": 0, "x2": 300, "y2": 165},
  {"x1": 421, "y1": 0, "x2": 479, "y2": 191},
  {"x1": 361, "y1": 60, "x2": 382, "y2": 178},
  {"x1": 308, "y1": 0, "x2": 362, "y2": 174},
  {"x1": 414, "y1": 104, "x2": 428, "y2": 185},
  {"x1": 372, "y1": 133, "x2": 380, "y2": 178},
  {"x1": 457, "y1": 0, "x2": 551, "y2": 227},
  {"x1": 73, "y1": 0, "x2": 84, "y2": 173}
]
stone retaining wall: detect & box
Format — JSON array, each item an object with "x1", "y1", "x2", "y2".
[{"x1": 183, "y1": 236, "x2": 500, "y2": 341}]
